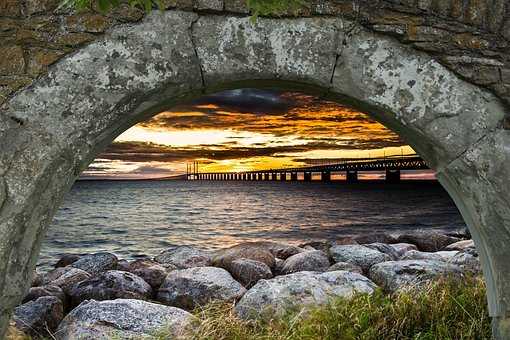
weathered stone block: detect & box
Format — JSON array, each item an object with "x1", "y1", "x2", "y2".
[
  {"x1": 0, "y1": 0, "x2": 22, "y2": 17},
  {"x1": 27, "y1": 48, "x2": 65, "y2": 76},
  {"x1": 65, "y1": 13, "x2": 111, "y2": 33},
  {"x1": 0, "y1": 46, "x2": 24, "y2": 75}
]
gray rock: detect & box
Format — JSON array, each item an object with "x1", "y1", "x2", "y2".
[
  {"x1": 42, "y1": 267, "x2": 92, "y2": 293},
  {"x1": 128, "y1": 259, "x2": 169, "y2": 289},
  {"x1": 274, "y1": 258, "x2": 285, "y2": 275},
  {"x1": 55, "y1": 254, "x2": 81, "y2": 268},
  {"x1": 155, "y1": 246, "x2": 211, "y2": 269},
  {"x1": 448, "y1": 251, "x2": 481, "y2": 274},
  {"x1": 212, "y1": 243, "x2": 276, "y2": 270},
  {"x1": 364, "y1": 243, "x2": 400, "y2": 260},
  {"x1": 329, "y1": 245, "x2": 391, "y2": 272},
  {"x1": 281, "y1": 250, "x2": 330, "y2": 274},
  {"x1": 252, "y1": 241, "x2": 304, "y2": 260},
  {"x1": 157, "y1": 266, "x2": 246, "y2": 310},
  {"x1": 369, "y1": 260, "x2": 463, "y2": 292},
  {"x1": 71, "y1": 252, "x2": 118, "y2": 275},
  {"x1": 56, "y1": 299, "x2": 194, "y2": 340},
  {"x1": 22, "y1": 285, "x2": 65, "y2": 305},
  {"x1": 32, "y1": 271, "x2": 43, "y2": 287},
  {"x1": 401, "y1": 250, "x2": 459, "y2": 261},
  {"x1": 354, "y1": 233, "x2": 398, "y2": 245},
  {"x1": 327, "y1": 262, "x2": 363, "y2": 274},
  {"x1": 68, "y1": 270, "x2": 152, "y2": 307},
  {"x1": 229, "y1": 259, "x2": 273, "y2": 288},
  {"x1": 388, "y1": 243, "x2": 418, "y2": 257},
  {"x1": 14, "y1": 296, "x2": 63, "y2": 337},
  {"x1": 396, "y1": 231, "x2": 461, "y2": 252},
  {"x1": 117, "y1": 259, "x2": 131, "y2": 272},
  {"x1": 235, "y1": 271, "x2": 377, "y2": 320},
  {"x1": 444, "y1": 239, "x2": 476, "y2": 251},
  {"x1": 298, "y1": 240, "x2": 332, "y2": 253}
]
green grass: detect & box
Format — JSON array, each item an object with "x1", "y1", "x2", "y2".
[{"x1": 187, "y1": 276, "x2": 490, "y2": 340}]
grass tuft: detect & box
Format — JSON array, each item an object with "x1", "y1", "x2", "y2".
[{"x1": 188, "y1": 276, "x2": 490, "y2": 340}]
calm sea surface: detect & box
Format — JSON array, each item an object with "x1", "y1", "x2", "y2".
[{"x1": 39, "y1": 180, "x2": 466, "y2": 269}]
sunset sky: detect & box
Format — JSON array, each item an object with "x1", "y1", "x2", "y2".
[{"x1": 81, "y1": 89, "x2": 428, "y2": 180}]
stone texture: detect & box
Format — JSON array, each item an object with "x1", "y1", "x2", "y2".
[
  {"x1": 41, "y1": 267, "x2": 92, "y2": 293},
  {"x1": 71, "y1": 252, "x2": 118, "y2": 275},
  {"x1": 155, "y1": 246, "x2": 211, "y2": 269},
  {"x1": 396, "y1": 231, "x2": 461, "y2": 252},
  {"x1": 369, "y1": 260, "x2": 463, "y2": 292},
  {"x1": 128, "y1": 259, "x2": 168, "y2": 289},
  {"x1": 235, "y1": 271, "x2": 377, "y2": 320},
  {"x1": 281, "y1": 250, "x2": 330, "y2": 274},
  {"x1": 67, "y1": 270, "x2": 152, "y2": 307},
  {"x1": 22, "y1": 285, "x2": 65, "y2": 305},
  {"x1": 229, "y1": 258, "x2": 272, "y2": 288},
  {"x1": 0, "y1": 46, "x2": 24, "y2": 75},
  {"x1": 401, "y1": 250, "x2": 459, "y2": 261},
  {"x1": 56, "y1": 299, "x2": 194, "y2": 340},
  {"x1": 327, "y1": 262, "x2": 363, "y2": 274},
  {"x1": 329, "y1": 245, "x2": 391, "y2": 272},
  {"x1": 445, "y1": 239, "x2": 476, "y2": 251},
  {"x1": 388, "y1": 243, "x2": 418, "y2": 257},
  {"x1": 13, "y1": 296, "x2": 63, "y2": 337},
  {"x1": 364, "y1": 243, "x2": 400, "y2": 260},
  {"x1": 354, "y1": 233, "x2": 398, "y2": 245},
  {"x1": 54, "y1": 254, "x2": 81, "y2": 268},
  {"x1": 212, "y1": 243, "x2": 276, "y2": 270},
  {"x1": 157, "y1": 266, "x2": 246, "y2": 310}
]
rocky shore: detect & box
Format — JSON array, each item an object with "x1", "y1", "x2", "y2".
[{"x1": 12, "y1": 229, "x2": 479, "y2": 339}]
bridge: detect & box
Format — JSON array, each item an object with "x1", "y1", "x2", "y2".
[{"x1": 186, "y1": 155, "x2": 429, "y2": 183}]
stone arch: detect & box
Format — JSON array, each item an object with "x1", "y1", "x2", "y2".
[{"x1": 0, "y1": 10, "x2": 509, "y2": 338}]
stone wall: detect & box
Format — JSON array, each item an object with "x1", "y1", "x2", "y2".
[{"x1": 1, "y1": 0, "x2": 509, "y2": 115}]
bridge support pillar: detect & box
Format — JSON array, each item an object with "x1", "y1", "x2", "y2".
[
  {"x1": 321, "y1": 171, "x2": 331, "y2": 182},
  {"x1": 386, "y1": 169, "x2": 401, "y2": 183},
  {"x1": 264, "y1": 173, "x2": 270, "y2": 181},
  {"x1": 271, "y1": 173, "x2": 278, "y2": 181},
  {"x1": 346, "y1": 170, "x2": 358, "y2": 183},
  {"x1": 291, "y1": 172, "x2": 298, "y2": 181},
  {"x1": 303, "y1": 172, "x2": 312, "y2": 182},
  {"x1": 280, "y1": 173, "x2": 287, "y2": 181}
]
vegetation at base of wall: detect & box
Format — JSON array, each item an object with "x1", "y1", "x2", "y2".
[
  {"x1": 60, "y1": 0, "x2": 306, "y2": 17},
  {"x1": 184, "y1": 276, "x2": 490, "y2": 340}
]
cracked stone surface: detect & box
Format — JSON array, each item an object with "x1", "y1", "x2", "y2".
[{"x1": 0, "y1": 7, "x2": 509, "y2": 339}]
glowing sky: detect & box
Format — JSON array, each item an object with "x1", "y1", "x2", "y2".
[{"x1": 81, "y1": 89, "x2": 426, "y2": 180}]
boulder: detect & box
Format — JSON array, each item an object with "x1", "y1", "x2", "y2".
[
  {"x1": 401, "y1": 250, "x2": 459, "y2": 261},
  {"x1": 128, "y1": 259, "x2": 168, "y2": 289},
  {"x1": 329, "y1": 245, "x2": 391, "y2": 272},
  {"x1": 448, "y1": 251, "x2": 481, "y2": 274},
  {"x1": 42, "y1": 267, "x2": 91, "y2": 293},
  {"x1": 68, "y1": 270, "x2": 152, "y2": 307},
  {"x1": 298, "y1": 240, "x2": 331, "y2": 253},
  {"x1": 354, "y1": 233, "x2": 397, "y2": 245},
  {"x1": 55, "y1": 254, "x2": 81, "y2": 268},
  {"x1": 281, "y1": 250, "x2": 330, "y2": 274},
  {"x1": 56, "y1": 299, "x2": 194, "y2": 340},
  {"x1": 369, "y1": 260, "x2": 463, "y2": 292},
  {"x1": 32, "y1": 271, "x2": 43, "y2": 287},
  {"x1": 229, "y1": 258, "x2": 273, "y2": 288},
  {"x1": 333, "y1": 236, "x2": 359, "y2": 245},
  {"x1": 364, "y1": 243, "x2": 400, "y2": 260},
  {"x1": 396, "y1": 231, "x2": 461, "y2": 252},
  {"x1": 13, "y1": 296, "x2": 63, "y2": 337},
  {"x1": 251, "y1": 241, "x2": 304, "y2": 259},
  {"x1": 117, "y1": 259, "x2": 131, "y2": 272},
  {"x1": 274, "y1": 258, "x2": 285, "y2": 275},
  {"x1": 157, "y1": 266, "x2": 246, "y2": 310},
  {"x1": 212, "y1": 243, "x2": 276, "y2": 270},
  {"x1": 22, "y1": 285, "x2": 65, "y2": 305},
  {"x1": 327, "y1": 262, "x2": 363, "y2": 274},
  {"x1": 155, "y1": 246, "x2": 211, "y2": 269},
  {"x1": 71, "y1": 252, "x2": 118, "y2": 275},
  {"x1": 235, "y1": 271, "x2": 377, "y2": 320},
  {"x1": 444, "y1": 239, "x2": 476, "y2": 251},
  {"x1": 388, "y1": 243, "x2": 418, "y2": 257}
]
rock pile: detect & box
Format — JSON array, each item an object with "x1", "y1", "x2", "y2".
[{"x1": 14, "y1": 230, "x2": 479, "y2": 339}]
